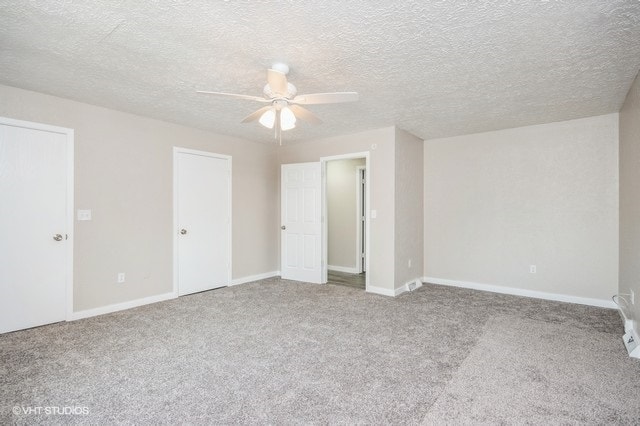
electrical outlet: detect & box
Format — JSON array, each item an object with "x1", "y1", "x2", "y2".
[
  {"x1": 529, "y1": 265, "x2": 537, "y2": 274},
  {"x1": 408, "y1": 259, "x2": 412, "y2": 268},
  {"x1": 631, "y1": 288, "x2": 635, "y2": 305},
  {"x1": 117, "y1": 273, "x2": 125, "y2": 283}
]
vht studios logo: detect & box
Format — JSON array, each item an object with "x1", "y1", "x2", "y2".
[{"x1": 13, "y1": 406, "x2": 89, "y2": 416}]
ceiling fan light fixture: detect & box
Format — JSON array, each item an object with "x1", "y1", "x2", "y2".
[
  {"x1": 197, "y1": 63, "x2": 358, "y2": 139},
  {"x1": 259, "y1": 108, "x2": 276, "y2": 129},
  {"x1": 280, "y1": 106, "x2": 296, "y2": 131}
]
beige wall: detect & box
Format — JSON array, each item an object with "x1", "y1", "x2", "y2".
[
  {"x1": 327, "y1": 158, "x2": 366, "y2": 270},
  {"x1": 620, "y1": 71, "x2": 640, "y2": 331},
  {"x1": 5, "y1": 81, "x2": 624, "y2": 312},
  {"x1": 424, "y1": 114, "x2": 619, "y2": 301},
  {"x1": 279, "y1": 127, "x2": 397, "y2": 290},
  {"x1": 394, "y1": 128, "x2": 424, "y2": 289},
  {"x1": 0, "y1": 84, "x2": 279, "y2": 312}
]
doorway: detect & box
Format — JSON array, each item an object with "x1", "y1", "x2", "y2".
[
  {"x1": 321, "y1": 152, "x2": 370, "y2": 291},
  {"x1": 173, "y1": 148, "x2": 231, "y2": 296},
  {"x1": 0, "y1": 117, "x2": 74, "y2": 333}
]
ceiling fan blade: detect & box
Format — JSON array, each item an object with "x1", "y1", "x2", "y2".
[
  {"x1": 290, "y1": 105, "x2": 322, "y2": 125},
  {"x1": 267, "y1": 69, "x2": 288, "y2": 96},
  {"x1": 241, "y1": 106, "x2": 273, "y2": 123},
  {"x1": 196, "y1": 91, "x2": 269, "y2": 102},
  {"x1": 292, "y1": 92, "x2": 359, "y2": 105}
]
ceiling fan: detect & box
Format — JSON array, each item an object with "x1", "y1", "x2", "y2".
[{"x1": 197, "y1": 63, "x2": 358, "y2": 143}]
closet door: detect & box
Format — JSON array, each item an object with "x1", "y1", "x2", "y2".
[{"x1": 175, "y1": 148, "x2": 231, "y2": 296}]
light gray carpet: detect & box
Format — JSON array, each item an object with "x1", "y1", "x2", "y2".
[
  {"x1": 422, "y1": 315, "x2": 640, "y2": 424},
  {"x1": 1, "y1": 278, "x2": 639, "y2": 424}
]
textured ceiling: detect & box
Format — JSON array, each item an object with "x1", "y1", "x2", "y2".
[{"x1": 1, "y1": 1, "x2": 639, "y2": 144}]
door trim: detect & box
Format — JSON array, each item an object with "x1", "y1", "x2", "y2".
[
  {"x1": 172, "y1": 147, "x2": 232, "y2": 296},
  {"x1": 356, "y1": 165, "x2": 366, "y2": 274},
  {"x1": 0, "y1": 116, "x2": 74, "y2": 320},
  {"x1": 320, "y1": 152, "x2": 370, "y2": 291}
]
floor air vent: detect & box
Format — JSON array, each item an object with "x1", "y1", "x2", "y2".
[
  {"x1": 407, "y1": 279, "x2": 423, "y2": 292},
  {"x1": 623, "y1": 328, "x2": 640, "y2": 359}
]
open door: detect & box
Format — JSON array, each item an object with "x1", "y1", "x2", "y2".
[
  {"x1": 0, "y1": 117, "x2": 73, "y2": 333},
  {"x1": 280, "y1": 162, "x2": 322, "y2": 283}
]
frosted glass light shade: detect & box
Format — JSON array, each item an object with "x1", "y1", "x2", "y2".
[
  {"x1": 280, "y1": 107, "x2": 296, "y2": 131},
  {"x1": 259, "y1": 108, "x2": 276, "y2": 129}
]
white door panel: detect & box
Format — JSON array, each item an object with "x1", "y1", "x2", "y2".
[
  {"x1": 281, "y1": 162, "x2": 321, "y2": 283},
  {"x1": 0, "y1": 122, "x2": 70, "y2": 333},
  {"x1": 175, "y1": 150, "x2": 230, "y2": 296}
]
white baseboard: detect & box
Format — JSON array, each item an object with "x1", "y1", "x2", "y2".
[
  {"x1": 423, "y1": 276, "x2": 617, "y2": 309},
  {"x1": 69, "y1": 291, "x2": 177, "y2": 321},
  {"x1": 394, "y1": 286, "x2": 407, "y2": 296},
  {"x1": 366, "y1": 285, "x2": 396, "y2": 297},
  {"x1": 328, "y1": 265, "x2": 359, "y2": 274},
  {"x1": 69, "y1": 271, "x2": 281, "y2": 321},
  {"x1": 619, "y1": 308, "x2": 634, "y2": 333},
  {"x1": 393, "y1": 278, "x2": 424, "y2": 296},
  {"x1": 230, "y1": 271, "x2": 280, "y2": 286},
  {"x1": 367, "y1": 279, "x2": 422, "y2": 298}
]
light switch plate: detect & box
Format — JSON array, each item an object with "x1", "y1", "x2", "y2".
[
  {"x1": 370, "y1": 210, "x2": 377, "y2": 219},
  {"x1": 77, "y1": 209, "x2": 92, "y2": 221}
]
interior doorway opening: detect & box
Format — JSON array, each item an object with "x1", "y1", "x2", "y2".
[{"x1": 321, "y1": 152, "x2": 369, "y2": 291}]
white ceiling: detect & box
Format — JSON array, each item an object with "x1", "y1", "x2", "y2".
[{"x1": 1, "y1": 1, "x2": 639, "y2": 144}]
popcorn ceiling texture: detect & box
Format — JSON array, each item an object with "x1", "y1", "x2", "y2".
[{"x1": 0, "y1": 1, "x2": 639, "y2": 143}]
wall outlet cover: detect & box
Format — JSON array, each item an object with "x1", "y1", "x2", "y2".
[{"x1": 77, "y1": 209, "x2": 92, "y2": 221}]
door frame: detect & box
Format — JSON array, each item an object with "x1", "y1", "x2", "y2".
[
  {"x1": 320, "y1": 152, "x2": 370, "y2": 290},
  {"x1": 172, "y1": 147, "x2": 232, "y2": 296},
  {"x1": 356, "y1": 165, "x2": 366, "y2": 274},
  {"x1": 0, "y1": 116, "x2": 74, "y2": 320}
]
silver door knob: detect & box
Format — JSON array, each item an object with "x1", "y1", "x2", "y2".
[
  {"x1": 53, "y1": 234, "x2": 63, "y2": 241},
  {"x1": 180, "y1": 229, "x2": 187, "y2": 235},
  {"x1": 281, "y1": 225, "x2": 286, "y2": 230}
]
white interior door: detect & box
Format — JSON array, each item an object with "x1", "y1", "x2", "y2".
[
  {"x1": 281, "y1": 162, "x2": 322, "y2": 283},
  {"x1": 175, "y1": 149, "x2": 231, "y2": 296},
  {"x1": 0, "y1": 119, "x2": 72, "y2": 334}
]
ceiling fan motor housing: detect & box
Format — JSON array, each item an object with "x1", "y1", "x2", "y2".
[{"x1": 263, "y1": 82, "x2": 297, "y2": 99}]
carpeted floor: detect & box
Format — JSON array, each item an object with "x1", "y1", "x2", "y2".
[{"x1": 1, "y1": 278, "x2": 639, "y2": 424}]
